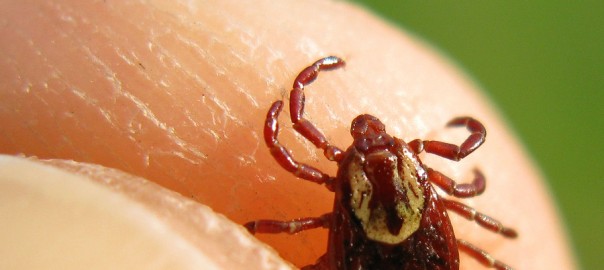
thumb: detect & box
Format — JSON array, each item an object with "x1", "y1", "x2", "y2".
[{"x1": 0, "y1": 155, "x2": 292, "y2": 269}]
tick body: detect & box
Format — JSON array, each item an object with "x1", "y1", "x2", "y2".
[{"x1": 245, "y1": 56, "x2": 517, "y2": 270}]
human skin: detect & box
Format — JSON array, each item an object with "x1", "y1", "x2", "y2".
[{"x1": 0, "y1": 0, "x2": 576, "y2": 269}]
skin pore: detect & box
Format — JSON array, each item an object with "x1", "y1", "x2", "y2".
[{"x1": 0, "y1": 0, "x2": 576, "y2": 269}]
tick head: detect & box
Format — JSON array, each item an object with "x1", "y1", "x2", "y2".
[
  {"x1": 351, "y1": 114, "x2": 385, "y2": 139},
  {"x1": 351, "y1": 114, "x2": 394, "y2": 153}
]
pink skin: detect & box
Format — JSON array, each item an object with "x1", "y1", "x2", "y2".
[{"x1": 0, "y1": 1, "x2": 576, "y2": 269}]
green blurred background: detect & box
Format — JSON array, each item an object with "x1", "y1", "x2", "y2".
[{"x1": 351, "y1": 1, "x2": 603, "y2": 269}]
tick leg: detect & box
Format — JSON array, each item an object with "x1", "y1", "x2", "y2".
[
  {"x1": 427, "y1": 168, "x2": 486, "y2": 198},
  {"x1": 244, "y1": 213, "x2": 331, "y2": 235},
  {"x1": 301, "y1": 254, "x2": 329, "y2": 270},
  {"x1": 289, "y1": 56, "x2": 346, "y2": 162},
  {"x1": 444, "y1": 199, "x2": 518, "y2": 238},
  {"x1": 457, "y1": 239, "x2": 514, "y2": 270},
  {"x1": 409, "y1": 117, "x2": 486, "y2": 161},
  {"x1": 265, "y1": 101, "x2": 335, "y2": 190}
]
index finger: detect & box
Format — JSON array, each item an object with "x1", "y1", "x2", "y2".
[{"x1": 0, "y1": 0, "x2": 576, "y2": 269}]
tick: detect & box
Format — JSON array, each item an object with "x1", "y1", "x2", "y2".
[{"x1": 245, "y1": 56, "x2": 517, "y2": 270}]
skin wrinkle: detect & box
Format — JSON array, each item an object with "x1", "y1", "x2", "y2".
[
  {"x1": 210, "y1": 96, "x2": 237, "y2": 135},
  {"x1": 32, "y1": 73, "x2": 70, "y2": 157},
  {"x1": 261, "y1": 52, "x2": 286, "y2": 90},
  {"x1": 235, "y1": 82, "x2": 260, "y2": 108},
  {"x1": 68, "y1": 27, "x2": 119, "y2": 122},
  {"x1": 171, "y1": 33, "x2": 221, "y2": 78},
  {"x1": 175, "y1": 2, "x2": 273, "y2": 116},
  {"x1": 114, "y1": 46, "x2": 140, "y2": 68},
  {"x1": 121, "y1": 90, "x2": 209, "y2": 162},
  {"x1": 44, "y1": 1, "x2": 209, "y2": 169},
  {"x1": 88, "y1": 47, "x2": 208, "y2": 165},
  {"x1": 243, "y1": 130, "x2": 261, "y2": 164},
  {"x1": 153, "y1": 30, "x2": 257, "y2": 148},
  {"x1": 95, "y1": 8, "x2": 211, "y2": 165},
  {"x1": 68, "y1": 89, "x2": 122, "y2": 166}
]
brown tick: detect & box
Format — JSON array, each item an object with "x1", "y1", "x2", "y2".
[{"x1": 245, "y1": 56, "x2": 518, "y2": 270}]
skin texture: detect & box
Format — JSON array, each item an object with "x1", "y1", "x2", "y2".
[{"x1": 0, "y1": 0, "x2": 576, "y2": 269}]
